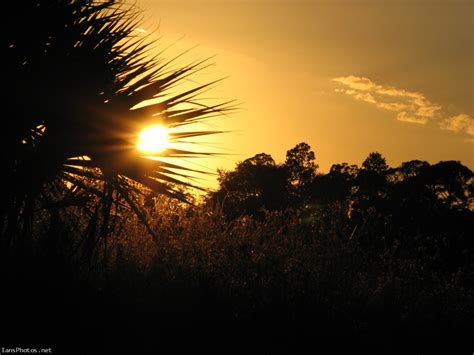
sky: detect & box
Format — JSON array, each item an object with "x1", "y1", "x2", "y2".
[{"x1": 136, "y1": 0, "x2": 473, "y2": 187}]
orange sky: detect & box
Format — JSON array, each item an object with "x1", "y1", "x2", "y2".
[{"x1": 137, "y1": 0, "x2": 473, "y2": 187}]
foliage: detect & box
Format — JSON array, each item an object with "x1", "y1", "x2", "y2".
[
  {"x1": 311, "y1": 162, "x2": 359, "y2": 204},
  {"x1": 212, "y1": 153, "x2": 289, "y2": 219},
  {"x1": 361, "y1": 151, "x2": 389, "y2": 173},
  {"x1": 1, "y1": 0, "x2": 231, "y2": 252},
  {"x1": 210, "y1": 143, "x2": 318, "y2": 218},
  {"x1": 213, "y1": 146, "x2": 472, "y2": 226},
  {"x1": 99, "y1": 196, "x2": 472, "y2": 352},
  {"x1": 212, "y1": 147, "x2": 473, "y2": 270},
  {"x1": 284, "y1": 142, "x2": 317, "y2": 203},
  {"x1": 3, "y1": 144, "x2": 473, "y2": 352}
]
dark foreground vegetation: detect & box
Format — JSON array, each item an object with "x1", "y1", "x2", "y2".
[
  {"x1": 3, "y1": 146, "x2": 473, "y2": 354},
  {"x1": 2, "y1": 1, "x2": 472, "y2": 354}
]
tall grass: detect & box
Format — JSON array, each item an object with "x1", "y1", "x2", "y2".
[
  {"x1": 94, "y1": 199, "x2": 473, "y2": 351},
  {"x1": 3, "y1": 187, "x2": 471, "y2": 353}
]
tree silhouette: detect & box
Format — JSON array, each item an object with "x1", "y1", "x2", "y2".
[
  {"x1": 361, "y1": 152, "x2": 388, "y2": 173},
  {"x1": 2, "y1": 0, "x2": 231, "y2": 252},
  {"x1": 310, "y1": 163, "x2": 359, "y2": 204},
  {"x1": 284, "y1": 142, "x2": 317, "y2": 204},
  {"x1": 212, "y1": 153, "x2": 288, "y2": 219},
  {"x1": 355, "y1": 152, "x2": 389, "y2": 202}
]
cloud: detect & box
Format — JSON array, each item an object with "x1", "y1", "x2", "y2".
[
  {"x1": 440, "y1": 114, "x2": 474, "y2": 137},
  {"x1": 396, "y1": 112, "x2": 428, "y2": 125},
  {"x1": 332, "y1": 75, "x2": 441, "y2": 125},
  {"x1": 354, "y1": 92, "x2": 377, "y2": 104},
  {"x1": 333, "y1": 75, "x2": 378, "y2": 91},
  {"x1": 333, "y1": 75, "x2": 472, "y2": 139},
  {"x1": 375, "y1": 102, "x2": 411, "y2": 111}
]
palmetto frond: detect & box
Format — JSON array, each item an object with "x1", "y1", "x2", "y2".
[{"x1": 2, "y1": 0, "x2": 232, "y2": 244}]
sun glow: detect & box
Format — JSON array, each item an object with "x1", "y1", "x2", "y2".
[{"x1": 136, "y1": 125, "x2": 170, "y2": 153}]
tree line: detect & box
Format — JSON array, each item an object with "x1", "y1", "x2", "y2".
[{"x1": 210, "y1": 143, "x2": 473, "y2": 270}]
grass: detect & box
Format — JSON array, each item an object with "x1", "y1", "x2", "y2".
[
  {"x1": 2, "y1": 196, "x2": 472, "y2": 354},
  {"x1": 11, "y1": 197, "x2": 463, "y2": 353}
]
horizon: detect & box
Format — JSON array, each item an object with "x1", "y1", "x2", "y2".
[{"x1": 136, "y1": 0, "x2": 473, "y2": 188}]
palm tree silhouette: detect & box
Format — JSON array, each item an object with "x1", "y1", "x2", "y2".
[{"x1": 1, "y1": 0, "x2": 232, "y2": 250}]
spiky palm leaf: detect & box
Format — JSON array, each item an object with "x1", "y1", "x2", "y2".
[{"x1": 1, "y1": 0, "x2": 231, "y2": 247}]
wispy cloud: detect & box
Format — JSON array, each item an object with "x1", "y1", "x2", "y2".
[
  {"x1": 440, "y1": 114, "x2": 474, "y2": 137},
  {"x1": 333, "y1": 75, "x2": 473, "y2": 138}
]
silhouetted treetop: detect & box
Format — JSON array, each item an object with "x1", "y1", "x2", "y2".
[
  {"x1": 211, "y1": 143, "x2": 320, "y2": 218},
  {"x1": 284, "y1": 142, "x2": 317, "y2": 188},
  {"x1": 362, "y1": 152, "x2": 388, "y2": 174},
  {"x1": 214, "y1": 153, "x2": 288, "y2": 219},
  {"x1": 242, "y1": 153, "x2": 277, "y2": 167},
  {"x1": 310, "y1": 163, "x2": 359, "y2": 203},
  {"x1": 211, "y1": 144, "x2": 473, "y2": 242},
  {"x1": 397, "y1": 160, "x2": 430, "y2": 178}
]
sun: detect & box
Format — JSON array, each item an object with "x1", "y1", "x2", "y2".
[{"x1": 136, "y1": 125, "x2": 170, "y2": 153}]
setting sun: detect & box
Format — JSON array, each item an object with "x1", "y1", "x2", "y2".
[{"x1": 136, "y1": 125, "x2": 170, "y2": 153}]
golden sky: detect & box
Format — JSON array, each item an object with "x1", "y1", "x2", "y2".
[{"x1": 137, "y1": 0, "x2": 473, "y2": 186}]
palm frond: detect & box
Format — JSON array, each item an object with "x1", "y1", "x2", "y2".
[{"x1": 2, "y1": 0, "x2": 233, "y2": 250}]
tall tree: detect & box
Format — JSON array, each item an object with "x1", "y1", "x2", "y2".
[
  {"x1": 361, "y1": 152, "x2": 388, "y2": 174},
  {"x1": 284, "y1": 142, "x2": 317, "y2": 203}
]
